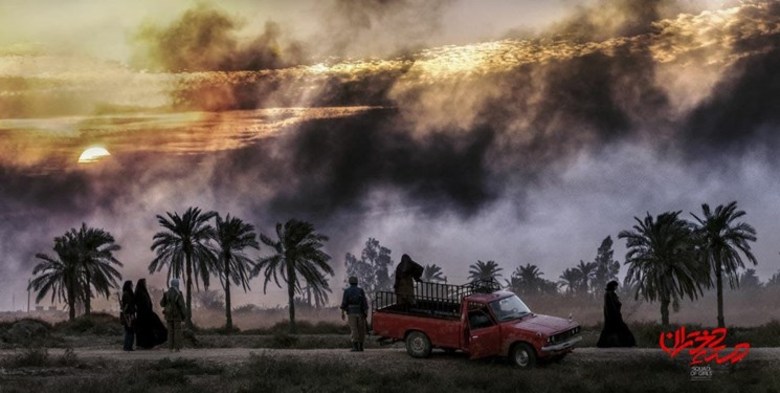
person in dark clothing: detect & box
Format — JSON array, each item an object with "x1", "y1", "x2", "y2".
[
  {"x1": 134, "y1": 278, "x2": 168, "y2": 349},
  {"x1": 120, "y1": 280, "x2": 136, "y2": 351},
  {"x1": 394, "y1": 254, "x2": 424, "y2": 306},
  {"x1": 341, "y1": 276, "x2": 368, "y2": 352},
  {"x1": 597, "y1": 280, "x2": 636, "y2": 348}
]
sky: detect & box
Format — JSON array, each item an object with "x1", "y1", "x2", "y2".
[{"x1": 1, "y1": 0, "x2": 779, "y2": 311}]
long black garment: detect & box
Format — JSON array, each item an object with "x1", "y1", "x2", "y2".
[
  {"x1": 134, "y1": 282, "x2": 168, "y2": 349},
  {"x1": 596, "y1": 290, "x2": 636, "y2": 347}
]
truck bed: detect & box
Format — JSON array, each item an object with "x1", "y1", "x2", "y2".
[{"x1": 376, "y1": 298, "x2": 461, "y2": 319}]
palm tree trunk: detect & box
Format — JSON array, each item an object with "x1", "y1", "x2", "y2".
[
  {"x1": 84, "y1": 273, "x2": 92, "y2": 316},
  {"x1": 716, "y1": 263, "x2": 725, "y2": 328},
  {"x1": 185, "y1": 251, "x2": 194, "y2": 330},
  {"x1": 224, "y1": 252, "x2": 233, "y2": 332},
  {"x1": 67, "y1": 286, "x2": 76, "y2": 321},
  {"x1": 660, "y1": 298, "x2": 670, "y2": 327},
  {"x1": 287, "y1": 262, "x2": 296, "y2": 334}
]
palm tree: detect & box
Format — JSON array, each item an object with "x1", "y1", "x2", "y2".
[
  {"x1": 300, "y1": 269, "x2": 333, "y2": 308},
  {"x1": 507, "y1": 264, "x2": 558, "y2": 296},
  {"x1": 468, "y1": 260, "x2": 503, "y2": 283},
  {"x1": 212, "y1": 214, "x2": 259, "y2": 331},
  {"x1": 619, "y1": 211, "x2": 706, "y2": 326},
  {"x1": 422, "y1": 264, "x2": 446, "y2": 283},
  {"x1": 65, "y1": 223, "x2": 122, "y2": 315},
  {"x1": 149, "y1": 207, "x2": 217, "y2": 329},
  {"x1": 252, "y1": 219, "x2": 334, "y2": 333},
  {"x1": 690, "y1": 201, "x2": 757, "y2": 327},
  {"x1": 572, "y1": 260, "x2": 597, "y2": 295},
  {"x1": 558, "y1": 267, "x2": 583, "y2": 296},
  {"x1": 29, "y1": 237, "x2": 83, "y2": 320}
]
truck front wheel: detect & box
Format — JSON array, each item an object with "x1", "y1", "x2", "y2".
[
  {"x1": 406, "y1": 331, "x2": 432, "y2": 358},
  {"x1": 510, "y1": 343, "x2": 536, "y2": 369}
]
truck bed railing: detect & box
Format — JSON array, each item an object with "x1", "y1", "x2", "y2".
[{"x1": 373, "y1": 280, "x2": 501, "y2": 318}]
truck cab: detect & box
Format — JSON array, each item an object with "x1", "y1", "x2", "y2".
[{"x1": 372, "y1": 281, "x2": 582, "y2": 368}]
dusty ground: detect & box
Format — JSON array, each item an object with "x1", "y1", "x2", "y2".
[{"x1": 1, "y1": 347, "x2": 778, "y2": 368}]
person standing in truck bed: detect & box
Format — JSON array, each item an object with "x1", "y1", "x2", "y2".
[{"x1": 394, "y1": 254, "x2": 424, "y2": 307}]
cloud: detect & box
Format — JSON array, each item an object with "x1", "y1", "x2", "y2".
[
  {"x1": 316, "y1": 0, "x2": 455, "y2": 58},
  {"x1": 3, "y1": 1, "x2": 780, "y2": 311}
]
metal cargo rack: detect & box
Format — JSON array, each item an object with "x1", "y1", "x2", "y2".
[{"x1": 372, "y1": 279, "x2": 502, "y2": 318}]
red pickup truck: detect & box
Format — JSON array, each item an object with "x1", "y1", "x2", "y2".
[{"x1": 371, "y1": 281, "x2": 582, "y2": 368}]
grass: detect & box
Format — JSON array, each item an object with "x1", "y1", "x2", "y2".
[
  {"x1": 195, "y1": 320, "x2": 349, "y2": 335},
  {"x1": 0, "y1": 345, "x2": 85, "y2": 369},
  {"x1": 2, "y1": 352, "x2": 775, "y2": 393}
]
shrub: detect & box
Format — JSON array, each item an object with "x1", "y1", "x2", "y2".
[
  {"x1": 53, "y1": 313, "x2": 122, "y2": 336},
  {"x1": 0, "y1": 318, "x2": 52, "y2": 346},
  {"x1": 270, "y1": 331, "x2": 299, "y2": 348},
  {"x1": 2, "y1": 346, "x2": 50, "y2": 368}
]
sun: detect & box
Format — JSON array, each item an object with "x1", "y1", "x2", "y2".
[{"x1": 78, "y1": 146, "x2": 111, "y2": 164}]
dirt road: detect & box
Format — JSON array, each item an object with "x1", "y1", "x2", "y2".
[{"x1": 2, "y1": 347, "x2": 778, "y2": 367}]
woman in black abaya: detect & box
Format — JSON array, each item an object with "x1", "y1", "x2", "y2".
[
  {"x1": 134, "y1": 279, "x2": 168, "y2": 349},
  {"x1": 597, "y1": 280, "x2": 636, "y2": 348}
]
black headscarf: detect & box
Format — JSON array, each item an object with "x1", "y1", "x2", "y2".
[{"x1": 134, "y1": 279, "x2": 153, "y2": 314}]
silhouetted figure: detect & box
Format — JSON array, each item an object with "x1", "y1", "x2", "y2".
[
  {"x1": 394, "y1": 254, "x2": 424, "y2": 307},
  {"x1": 161, "y1": 278, "x2": 187, "y2": 352},
  {"x1": 120, "y1": 280, "x2": 136, "y2": 351},
  {"x1": 134, "y1": 278, "x2": 168, "y2": 349},
  {"x1": 341, "y1": 276, "x2": 368, "y2": 352},
  {"x1": 597, "y1": 280, "x2": 636, "y2": 348}
]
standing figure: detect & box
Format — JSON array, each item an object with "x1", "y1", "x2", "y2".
[
  {"x1": 394, "y1": 254, "x2": 424, "y2": 307},
  {"x1": 120, "y1": 280, "x2": 136, "y2": 351},
  {"x1": 597, "y1": 280, "x2": 636, "y2": 348},
  {"x1": 341, "y1": 276, "x2": 368, "y2": 352},
  {"x1": 160, "y1": 278, "x2": 187, "y2": 352},
  {"x1": 134, "y1": 278, "x2": 168, "y2": 349}
]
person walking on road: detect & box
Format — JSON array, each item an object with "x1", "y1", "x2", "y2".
[
  {"x1": 160, "y1": 278, "x2": 187, "y2": 352},
  {"x1": 597, "y1": 280, "x2": 636, "y2": 348},
  {"x1": 120, "y1": 280, "x2": 136, "y2": 351},
  {"x1": 341, "y1": 276, "x2": 368, "y2": 352}
]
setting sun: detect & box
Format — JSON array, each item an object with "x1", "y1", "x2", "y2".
[{"x1": 78, "y1": 146, "x2": 111, "y2": 164}]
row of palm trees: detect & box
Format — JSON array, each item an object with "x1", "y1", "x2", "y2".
[
  {"x1": 30, "y1": 207, "x2": 334, "y2": 333},
  {"x1": 29, "y1": 201, "x2": 758, "y2": 329},
  {"x1": 460, "y1": 202, "x2": 758, "y2": 327},
  {"x1": 147, "y1": 207, "x2": 334, "y2": 333},
  {"x1": 621, "y1": 202, "x2": 757, "y2": 327}
]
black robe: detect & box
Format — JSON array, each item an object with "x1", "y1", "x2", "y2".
[
  {"x1": 134, "y1": 290, "x2": 168, "y2": 349},
  {"x1": 596, "y1": 290, "x2": 636, "y2": 347}
]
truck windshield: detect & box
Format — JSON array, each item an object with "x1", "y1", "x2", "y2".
[{"x1": 489, "y1": 295, "x2": 532, "y2": 322}]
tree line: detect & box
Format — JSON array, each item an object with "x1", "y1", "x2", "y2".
[
  {"x1": 30, "y1": 200, "x2": 771, "y2": 330},
  {"x1": 345, "y1": 201, "x2": 767, "y2": 328},
  {"x1": 30, "y1": 207, "x2": 333, "y2": 333}
]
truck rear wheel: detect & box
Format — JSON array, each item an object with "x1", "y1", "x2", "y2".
[
  {"x1": 406, "y1": 331, "x2": 432, "y2": 358},
  {"x1": 510, "y1": 343, "x2": 536, "y2": 369}
]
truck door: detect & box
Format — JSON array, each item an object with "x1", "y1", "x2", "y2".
[{"x1": 466, "y1": 304, "x2": 501, "y2": 359}]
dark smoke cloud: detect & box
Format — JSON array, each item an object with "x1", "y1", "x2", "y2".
[
  {"x1": 134, "y1": 5, "x2": 304, "y2": 73},
  {"x1": 132, "y1": 4, "x2": 308, "y2": 111},
  {"x1": 680, "y1": 3, "x2": 780, "y2": 162},
  {"x1": 4, "y1": 1, "x2": 780, "y2": 310},
  {"x1": 266, "y1": 109, "x2": 498, "y2": 218}
]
